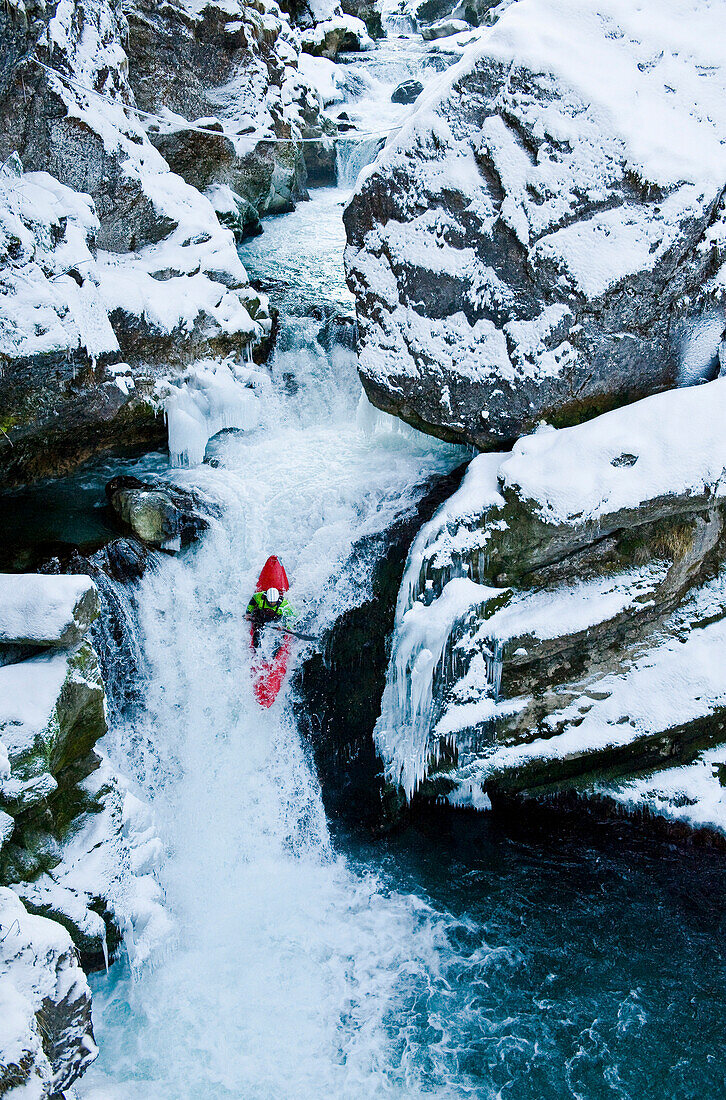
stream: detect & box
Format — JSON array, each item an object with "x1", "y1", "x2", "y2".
[{"x1": 74, "y1": 30, "x2": 726, "y2": 1100}]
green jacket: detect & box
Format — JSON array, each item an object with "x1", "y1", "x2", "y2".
[{"x1": 246, "y1": 591, "x2": 295, "y2": 621}]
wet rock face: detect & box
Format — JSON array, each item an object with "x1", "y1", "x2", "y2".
[
  {"x1": 391, "y1": 79, "x2": 423, "y2": 105},
  {"x1": 0, "y1": 888, "x2": 97, "y2": 1096},
  {"x1": 345, "y1": 0, "x2": 726, "y2": 450},
  {"x1": 106, "y1": 474, "x2": 211, "y2": 550},
  {"x1": 295, "y1": 464, "x2": 467, "y2": 829}
]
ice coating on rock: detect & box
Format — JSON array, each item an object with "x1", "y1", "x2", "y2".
[{"x1": 164, "y1": 359, "x2": 263, "y2": 466}]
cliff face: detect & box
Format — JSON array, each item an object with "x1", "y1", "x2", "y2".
[
  {"x1": 374, "y1": 377, "x2": 726, "y2": 837},
  {"x1": 0, "y1": 887, "x2": 97, "y2": 1096},
  {"x1": 0, "y1": 573, "x2": 169, "y2": 980},
  {"x1": 124, "y1": 0, "x2": 330, "y2": 234},
  {"x1": 344, "y1": 0, "x2": 726, "y2": 449}
]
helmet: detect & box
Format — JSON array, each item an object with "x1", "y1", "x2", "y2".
[{"x1": 265, "y1": 587, "x2": 281, "y2": 605}]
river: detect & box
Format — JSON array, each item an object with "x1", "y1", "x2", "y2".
[{"x1": 75, "y1": 30, "x2": 726, "y2": 1100}]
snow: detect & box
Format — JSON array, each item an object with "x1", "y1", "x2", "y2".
[
  {"x1": 376, "y1": 377, "x2": 726, "y2": 801},
  {"x1": 163, "y1": 358, "x2": 264, "y2": 466},
  {"x1": 454, "y1": 606, "x2": 726, "y2": 788},
  {"x1": 347, "y1": 0, "x2": 726, "y2": 412},
  {"x1": 600, "y1": 746, "x2": 726, "y2": 838},
  {"x1": 298, "y1": 54, "x2": 346, "y2": 107},
  {"x1": 301, "y1": 15, "x2": 373, "y2": 54},
  {"x1": 16, "y1": 759, "x2": 172, "y2": 976},
  {"x1": 0, "y1": 888, "x2": 97, "y2": 1095},
  {"x1": 0, "y1": 652, "x2": 71, "y2": 766},
  {"x1": 0, "y1": 166, "x2": 118, "y2": 363},
  {"x1": 0, "y1": 575, "x2": 96, "y2": 648},
  {"x1": 0, "y1": 163, "x2": 266, "y2": 373},
  {"x1": 470, "y1": 565, "x2": 667, "y2": 647},
  {"x1": 500, "y1": 375, "x2": 726, "y2": 525}
]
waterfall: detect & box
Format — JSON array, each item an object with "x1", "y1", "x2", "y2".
[
  {"x1": 335, "y1": 135, "x2": 385, "y2": 189},
  {"x1": 78, "y1": 189, "x2": 466, "y2": 1099}
]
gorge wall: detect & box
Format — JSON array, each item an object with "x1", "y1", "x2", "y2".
[{"x1": 344, "y1": 0, "x2": 726, "y2": 838}]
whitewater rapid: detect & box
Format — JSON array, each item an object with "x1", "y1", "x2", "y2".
[{"x1": 77, "y1": 175, "x2": 474, "y2": 1097}]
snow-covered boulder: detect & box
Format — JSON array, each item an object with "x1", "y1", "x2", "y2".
[
  {"x1": 0, "y1": 160, "x2": 270, "y2": 488},
  {"x1": 0, "y1": 641, "x2": 106, "y2": 819},
  {"x1": 0, "y1": 888, "x2": 97, "y2": 1096},
  {"x1": 0, "y1": 0, "x2": 273, "y2": 488},
  {"x1": 420, "y1": 16, "x2": 470, "y2": 38},
  {"x1": 345, "y1": 0, "x2": 726, "y2": 448},
  {"x1": 377, "y1": 378, "x2": 726, "y2": 803},
  {"x1": 0, "y1": 575, "x2": 98, "y2": 652},
  {"x1": 301, "y1": 14, "x2": 373, "y2": 58}
]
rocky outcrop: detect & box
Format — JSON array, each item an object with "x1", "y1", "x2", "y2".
[
  {"x1": 0, "y1": 573, "x2": 98, "y2": 656},
  {"x1": 375, "y1": 378, "x2": 726, "y2": 809},
  {"x1": 300, "y1": 14, "x2": 372, "y2": 58},
  {"x1": 124, "y1": 0, "x2": 330, "y2": 228},
  {"x1": 0, "y1": 572, "x2": 168, "y2": 974},
  {"x1": 106, "y1": 474, "x2": 211, "y2": 550},
  {"x1": 295, "y1": 462, "x2": 467, "y2": 829},
  {"x1": 345, "y1": 0, "x2": 726, "y2": 449},
  {"x1": 0, "y1": 576, "x2": 106, "y2": 868},
  {"x1": 0, "y1": 0, "x2": 276, "y2": 488},
  {"x1": 0, "y1": 888, "x2": 97, "y2": 1096}
]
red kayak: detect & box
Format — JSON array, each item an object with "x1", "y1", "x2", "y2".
[{"x1": 249, "y1": 555, "x2": 291, "y2": 708}]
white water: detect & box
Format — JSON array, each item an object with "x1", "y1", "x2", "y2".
[{"x1": 78, "y1": 176, "x2": 477, "y2": 1097}]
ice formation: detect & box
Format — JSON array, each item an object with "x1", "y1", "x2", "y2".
[{"x1": 164, "y1": 359, "x2": 264, "y2": 466}]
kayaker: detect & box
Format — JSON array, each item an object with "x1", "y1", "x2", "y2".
[{"x1": 246, "y1": 585, "x2": 294, "y2": 648}]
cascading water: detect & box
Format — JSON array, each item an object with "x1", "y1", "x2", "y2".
[{"x1": 77, "y1": 174, "x2": 472, "y2": 1096}]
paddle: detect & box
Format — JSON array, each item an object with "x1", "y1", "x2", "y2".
[{"x1": 266, "y1": 624, "x2": 320, "y2": 643}]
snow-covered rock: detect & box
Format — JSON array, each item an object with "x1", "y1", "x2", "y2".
[
  {"x1": 125, "y1": 0, "x2": 330, "y2": 223},
  {"x1": 377, "y1": 378, "x2": 726, "y2": 802},
  {"x1": 595, "y1": 745, "x2": 726, "y2": 841},
  {"x1": 345, "y1": 0, "x2": 726, "y2": 448},
  {"x1": 0, "y1": 575, "x2": 98, "y2": 652},
  {"x1": 301, "y1": 13, "x2": 373, "y2": 58},
  {"x1": 0, "y1": 888, "x2": 97, "y2": 1096},
  {"x1": 0, "y1": 0, "x2": 275, "y2": 488},
  {"x1": 420, "y1": 16, "x2": 470, "y2": 38},
  {"x1": 0, "y1": 641, "x2": 106, "y2": 817}
]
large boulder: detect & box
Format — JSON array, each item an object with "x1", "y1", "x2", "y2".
[
  {"x1": 106, "y1": 474, "x2": 211, "y2": 550},
  {"x1": 300, "y1": 14, "x2": 372, "y2": 58},
  {"x1": 0, "y1": 888, "x2": 97, "y2": 1096},
  {"x1": 345, "y1": 0, "x2": 726, "y2": 449},
  {"x1": 375, "y1": 378, "x2": 726, "y2": 807},
  {"x1": 0, "y1": 641, "x2": 106, "y2": 820},
  {"x1": 0, "y1": 575, "x2": 99, "y2": 654}
]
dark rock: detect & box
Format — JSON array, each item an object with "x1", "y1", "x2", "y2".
[
  {"x1": 124, "y1": 0, "x2": 321, "y2": 218},
  {"x1": 294, "y1": 463, "x2": 467, "y2": 829},
  {"x1": 391, "y1": 79, "x2": 423, "y2": 105}
]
